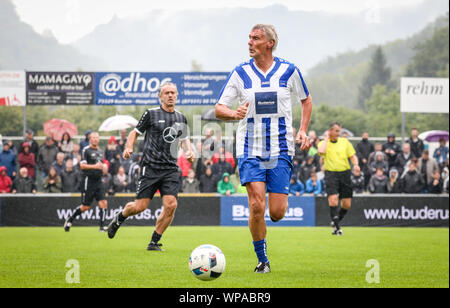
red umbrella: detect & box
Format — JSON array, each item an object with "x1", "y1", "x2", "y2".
[{"x1": 43, "y1": 119, "x2": 78, "y2": 141}]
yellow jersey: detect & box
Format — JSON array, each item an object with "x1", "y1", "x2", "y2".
[{"x1": 318, "y1": 138, "x2": 356, "y2": 172}]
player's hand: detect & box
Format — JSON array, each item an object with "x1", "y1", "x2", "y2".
[
  {"x1": 235, "y1": 102, "x2": 249, "y2": 120},
  {"x1": 296, "y1": 130, "x2": 311, "y2": 151},
  {"x1": 95, "y1": 162, "x2": 103, "y2": 170},
  {"x1": 353, "y1": 165, "x2": 360, "y2": 173},
  {"x1": 186, "y1": 150, "x2": 195, "y2": 164},
  {"x1": 123, "y1": 147, "x2": 133, "y2": 159},
  {"x1": 323, "y1": 130, "x2": 330, "y2": 139}
]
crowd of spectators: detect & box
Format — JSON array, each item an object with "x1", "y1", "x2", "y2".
[{"x1": 0, "y1": 127, "x2": 449, "y2": 196}]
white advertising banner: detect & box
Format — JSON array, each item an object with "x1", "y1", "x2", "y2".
[
  {"x1": 0, "y1": 71, "x2": 26, "y2": 106},
  {"x1": 401, "y1": 77, "x2": 449, "y2": 113}
]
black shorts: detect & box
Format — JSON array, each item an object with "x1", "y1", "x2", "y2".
[
  {"x1": 136, "y1": 166, "x2": 180, "y2": 200},
  {"x1": 81, "y1": 176, "x2": 106, "y2": 206},
  {"x1": 325, "y1": 170, "x2": 353, "y2": 199}
]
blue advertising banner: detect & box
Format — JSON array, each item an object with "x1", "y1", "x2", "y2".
[
  {"x1": 220, "y1": 196, "x2": 316, "y2": 227},
  {"x1": 94, "y1": 72, "x2": 229, "y2": 105}
]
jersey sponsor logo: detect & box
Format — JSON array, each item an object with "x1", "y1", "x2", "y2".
[
  {"x1": 255, "y1": 92, "x2": 278, "y2": 114},
  {"x1": 163, "y1": 126, "x2": 178, "y2": 143}
]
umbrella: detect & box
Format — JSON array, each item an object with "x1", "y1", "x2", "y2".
[
  {"x1": 99, "y1": 115, "x2": 138, "y2": 132},
  {"x1": 418, "y1": 130, "x2": 449, "y2": 142},
  {"x1": 43, "y1": 118, "x2": 78, "y2": 141}
]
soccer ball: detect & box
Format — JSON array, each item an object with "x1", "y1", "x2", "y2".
[{"x1": 189, "y1": 244, "x2": 226, "y2": 281}]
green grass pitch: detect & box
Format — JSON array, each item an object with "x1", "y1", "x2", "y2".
[{"x1": 0, "y1": 226, "x2": 448, "y2": 288}]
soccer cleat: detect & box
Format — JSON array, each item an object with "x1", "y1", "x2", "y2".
[
  {"x1": 254, "y1": 262, "x2": 271, "y2": 274},
  {"x1": 64, "y1": 219, "x2": 72, "y2": 232},
  {"x1": 107, "y1": 213, "x2": 122, "y2": 239},
  {"x1": 147, "y1": 242, "x2": 164, "y2": 251}
]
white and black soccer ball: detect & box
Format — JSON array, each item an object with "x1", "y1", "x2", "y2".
[{"x1": 189, "y1": 244, "x2": 226, "y2": 281}]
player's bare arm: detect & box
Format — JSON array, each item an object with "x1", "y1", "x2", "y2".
[
  {"x1": 296, "y1": 94, "x2": 312, "y2": 150},
  {"x1": 80, "y1": 161, "x2": 103, "y2": 170},
  {"x1": 123, "y1": 129, "x2": 139, "y2": 159},
  {"x1": 215, "y1": 101, "x2": 249, "y2": 121},
  {"x1": 181, "y1": 138, "x2": 195, "y2": 163}
]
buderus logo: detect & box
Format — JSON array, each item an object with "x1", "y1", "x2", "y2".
[{"x1": 220, "y1": 196, "x2": 315, "y2": 226}]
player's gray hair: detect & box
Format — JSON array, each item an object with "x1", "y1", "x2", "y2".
[
  {"x1": 158, "y1": 81, "x2": 178, "y2": 95},
  {"x1": 252, "y1": 24, "x2": 278, "y2": 51}
]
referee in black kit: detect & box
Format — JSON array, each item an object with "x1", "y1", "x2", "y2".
[
  {"x1": 318, "y1": 122, "x2": 359, "y2": 236},
  {"x1": 107, "y1": 81, "x2": 195, "y2": 251}
]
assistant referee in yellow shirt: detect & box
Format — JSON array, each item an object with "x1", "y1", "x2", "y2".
[{"x1": 318, "y1": 122, "x2": 360, "y2": 235}]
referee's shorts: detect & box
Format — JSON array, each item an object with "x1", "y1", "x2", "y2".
[{"x1": 324, "y1": 170, "x2": 353, "y2": 199}]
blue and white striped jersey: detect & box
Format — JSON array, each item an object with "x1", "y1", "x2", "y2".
[{"x1": 217, "y1": 57, "x2": 310, "y2": 158}]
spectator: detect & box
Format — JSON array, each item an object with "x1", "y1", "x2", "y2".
[
  {"x1": 351, "y1": 166, "x2": 365, "y2": 194},
  {"x1": 417, "y1": 150, "x2": 439, "y2": 186},
  {"x1": 182, "y1": 169, "x2": 200, "y2": 193},
  {"x1": 0, "y1": 166, "x2": 12, "y2": 193},
  {"x1": 433, "y1": 139, "x2": 449, "y2": 171},
  {"x1": 382, "y1": 133, "x2": 401, "y2": 168},
  {"x1": 444, "y1": 175, "x2": 449, "y2": 194},
  {"x1": 368, "y1": 167, "x2": 389, "y2": 194},
  {"x1": 395, "y1": 143, "x2": 414, "y2": 176},
  {"x1": 202, "y1": 128, "x2": 218, "y2": 159},
  {"x1": 289, "y1": 176, "x2": 305, "y2": 196},
  {"x1": 60, "y1": 158, "x2": 80, "y2": 192},
  {"x1": 79, "y1": 130, "x2": 92, "y2": 152},
  {"x1": 305, "y1": 172, "x2": 323, "y2": 195},
  {"x1": 177, "y1": 150, "x2": 192, "y2": 178},
  {"x1": 199, "y1": 167, "x2": 218, "y2": 193},
  {"x1": 71, "y1": 143, "x2": 81, "y2": 166},
  {"x1": 43, "y1": 167, "x2": 62, "y2": 193},
  {"x1": 18, "y1": 142, "x2": 35, "y2": 179},
  {"x1": 407, "y1": 128, "x2": 424, "y2": 158},
  {"x1": 217, "y1": 172, "x2": 235, "y2": 196},
  {"x1": 0, "y1": 141, "x2": 17, "y2": 178},
  {"x1": 58, "y1": 132, "x2": 74, "y2": 158},
  {"x1": 230, "y1": 167, "x2": 247, "y2": 194},
  {"x1": 51, "y1": 152, "x2": 66, "y2": 176},
  {"x1": 19, "y1": 129, "x2": 39, "y2": 162},
  {"x1": 369, "y1": 152, "x2": 389, "y2": 176},
  {"x1": 108, "y1": 152, "x2": 122, "y2": 176},
  {"x1": 400, "y1": 159, "x2": 424, "y2": 194},
  {"x1": 101, "y1": 164, "x2": 114, "y2": 196},
  {"x1": 113, "y1": 165, "x2": 128, "y2": 193},
  {"x1": 105, "y1": 136, "x2": 120, "y2": 163},
  {"x1": 211, "y1": 154, "x2": 233, "y2": 181},
  {"x1": 387, "y1": 169, "x2": 402, "y2": 194},
  {"x1": 11, "y1": 167, "x2": 37, "y2": 194},
  {"x1": 368, "y1": 143, "x2": 386, "y2": 166},
  {"x1": 300, "y1": 156, "x2": 316, "y2": 184},
  {"x1": 212, "y1": 147, "x2": 235, "y2": 169},
  {"x1": 117, "y1": 129, "x2": 128, "y2": 153},
  {"x1": 356, "y1": 132, "x2": 375, "y2": 188},
  {"x1": 37, "y1": 137, "x2": 59, "y2": 179},
  {"x1": 428, "y1": 170, "x2": 443, "y2": 194}
]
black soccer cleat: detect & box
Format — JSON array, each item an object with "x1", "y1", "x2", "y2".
[
  {"x1": 64, "y1": 218, "x2": 72, "y2": 232},
  {"x1": 107, "y1": 213, "x2": 122, "y2": 239},
  {"x1": 254, "y1": 262, "x2": 271, "y2": 274},
  {"x1": 147, "y1": 242, "x2": 164, "y2": 251}
]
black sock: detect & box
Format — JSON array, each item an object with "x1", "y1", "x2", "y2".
[
  {"x1": 338, "y1": 208, "x2": 348, "y2": 221},
  {"x1": 118, "y1": 212, "x2": 127, "y2": 224},
  {"x1": 330, "y1": 206, "x2": 339, "y2": 221},
  {"x1": 99, "y1": 208, "x2": 106, "y2": 228},
  {"x1": 69, "y1": 206, "x2": 82, "y2": 223},
  {"x1": 151, "y1": 231, "x2": 162, "y2": 244}
]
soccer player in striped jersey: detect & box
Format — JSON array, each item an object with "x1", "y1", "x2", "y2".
[{"x1": 215, "y1": 24, "x2": 312, "y2": 273}]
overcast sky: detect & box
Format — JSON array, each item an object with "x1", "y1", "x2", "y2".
[{"x1": 13, "y1": 0, "x2": 427, "y2": 44}]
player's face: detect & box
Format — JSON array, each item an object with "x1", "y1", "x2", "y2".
[
  {"x1": 248, "y1": 29, "x2": 272, "y2": 58},
  {"x1": 90, "y1": 133, "x2": 100, "y2": 147},
  {"x1": 159, "y1": 85, "x2": 178, "y2": 108}
]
